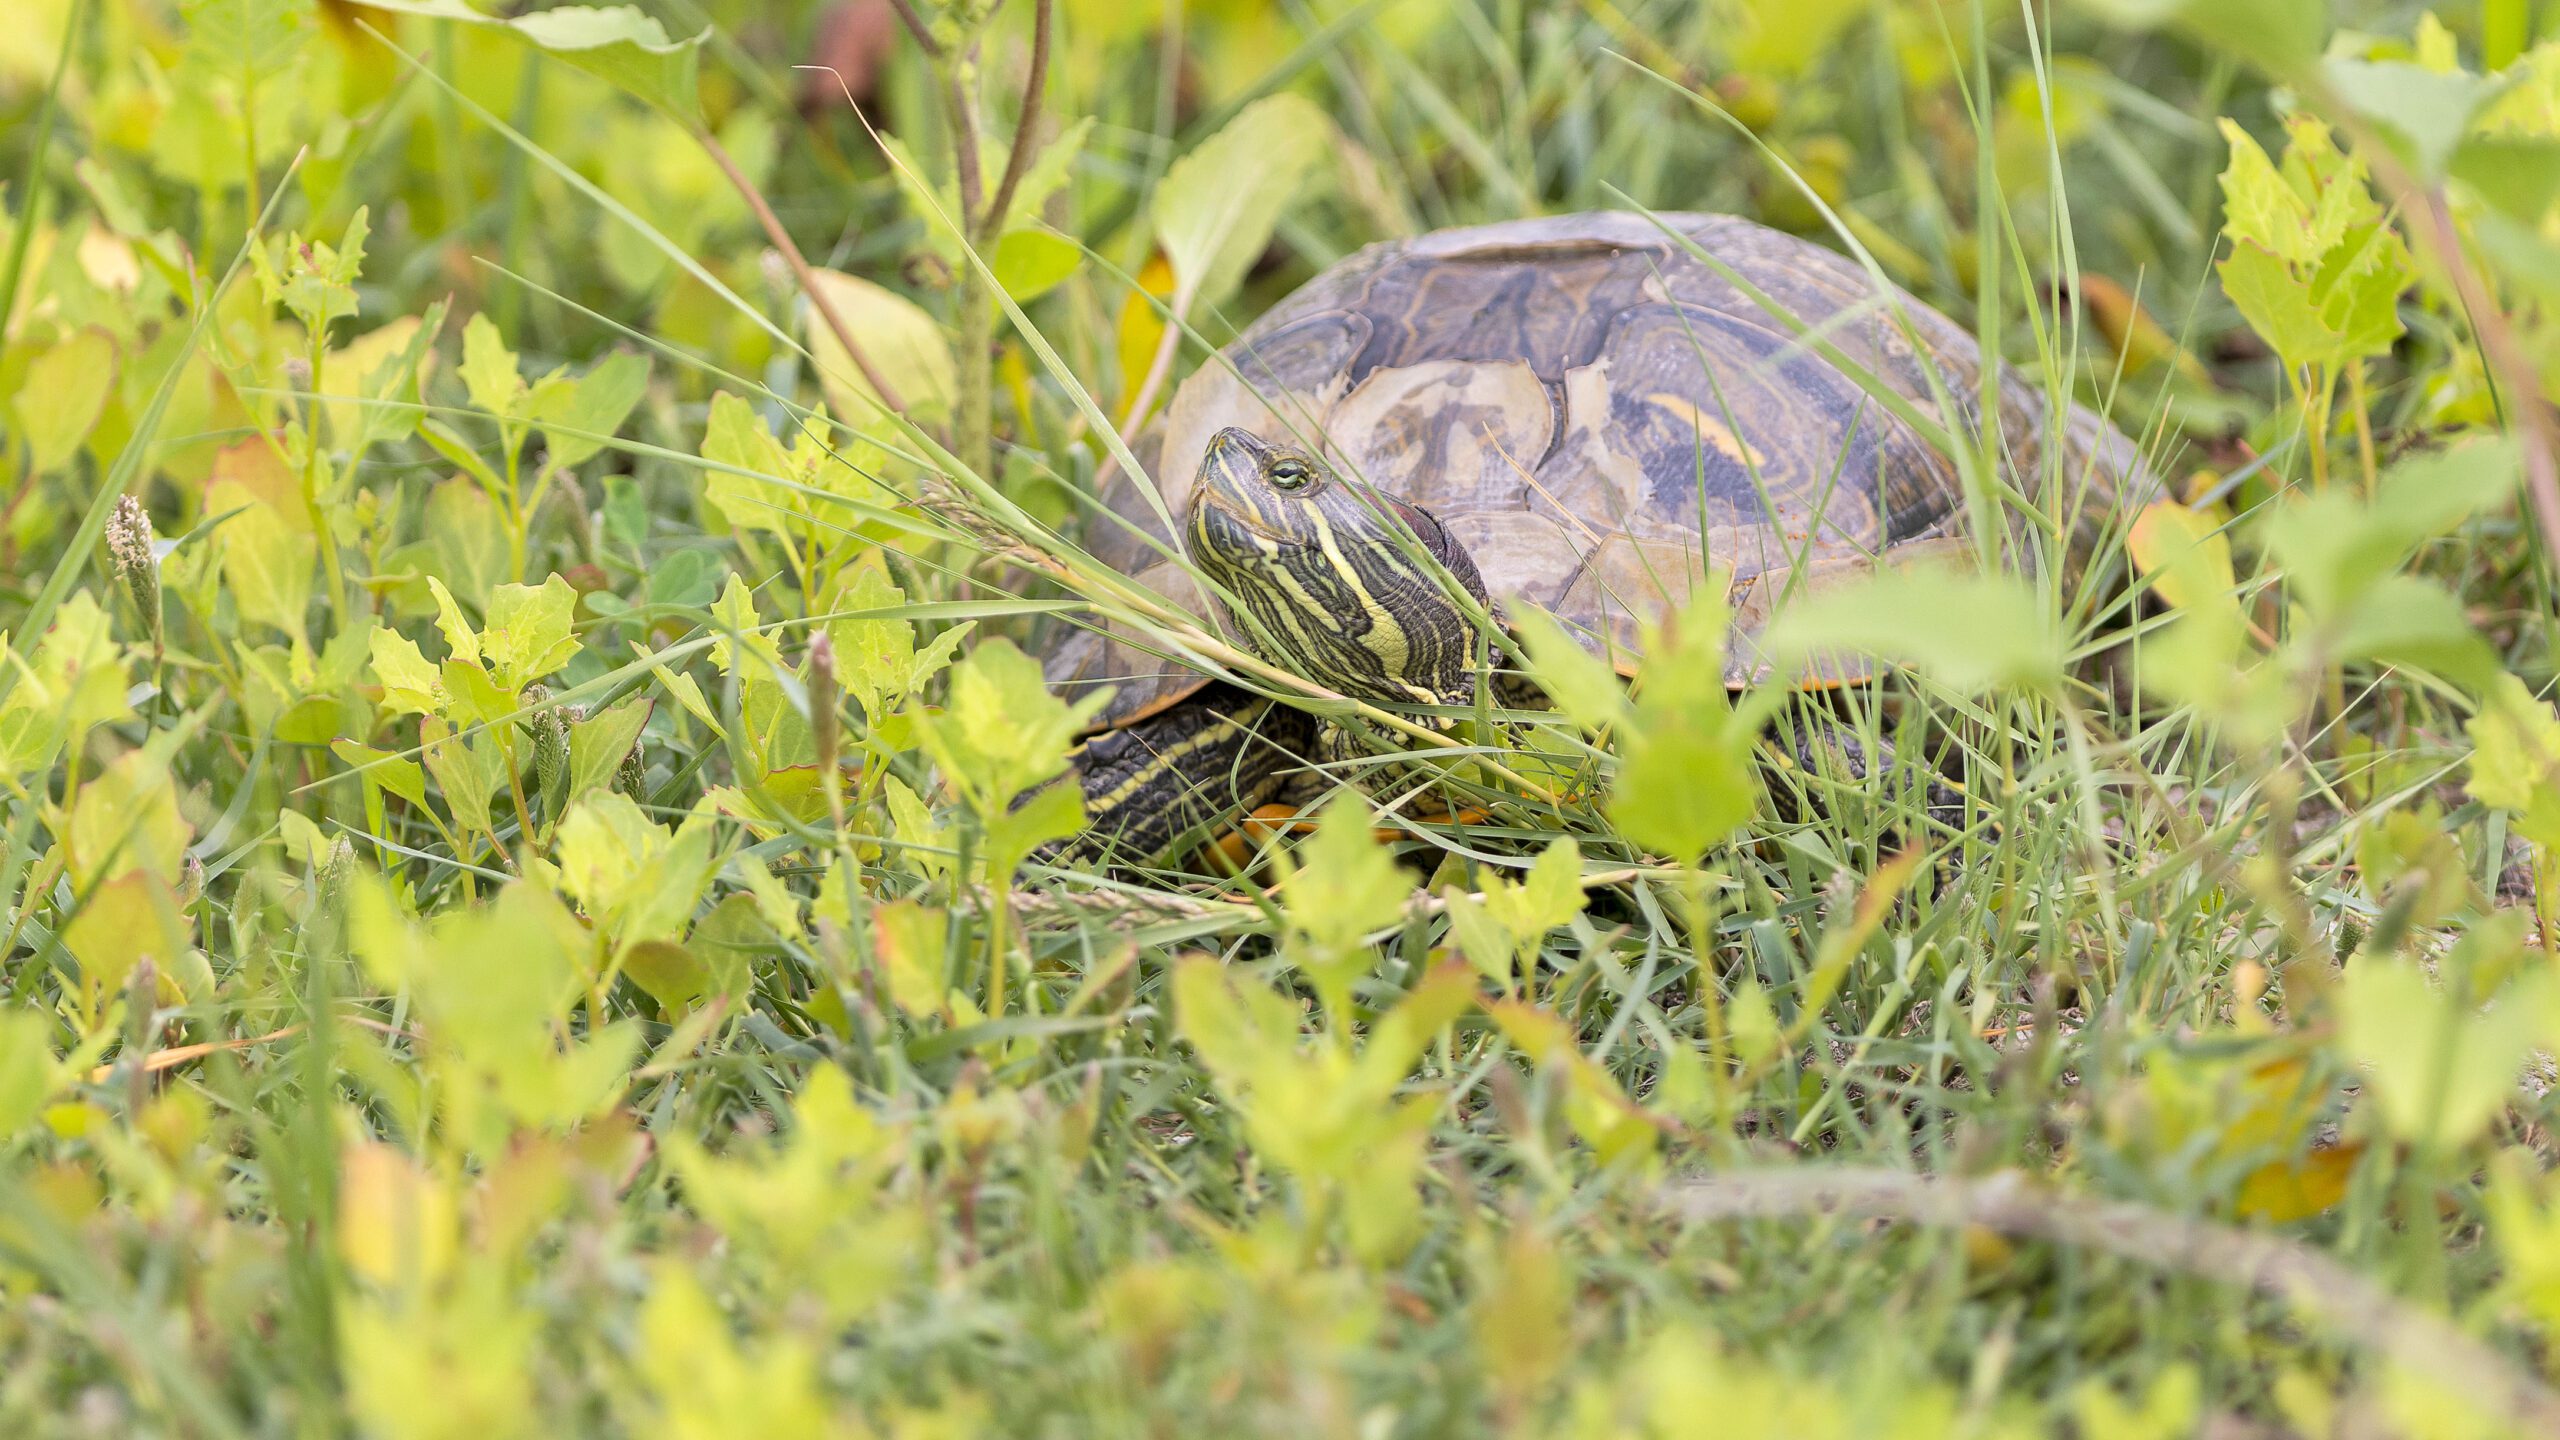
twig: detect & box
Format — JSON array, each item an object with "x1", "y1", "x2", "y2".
[
  {"x1": 696, "y1": 126, "x2": 906, "y2": 416},
  {"x1": 1668, "y1": 1168, "x2": 2560, "y2": 1437},
  {"x1": 976, "y1": 0, "x2": 1053, "y2": 242},
  {"x1": 883, "y1": 0, "x2": 945, "y2": 61}
]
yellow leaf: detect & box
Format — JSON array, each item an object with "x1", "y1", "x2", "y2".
[
  {"x1": 2235, "y1": 1142, "x2": 2364, "y2": 1222},
  {"x1": 2127, "y1": 500, "x2": 2238, "y2": 615},
  {"x1": 63, "y1": 749, "x2": 192, "y2": 888},
  {"x1": 337, "y1": 1142, "x2": 458, "y2": 1289},
  {"x1": 804, "y1": 268, "x2": 955, "y2": 424}
]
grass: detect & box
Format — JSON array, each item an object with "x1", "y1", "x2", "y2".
[{"x1": 2, "y1": 0, "x2": 2558, "y2": 1436}]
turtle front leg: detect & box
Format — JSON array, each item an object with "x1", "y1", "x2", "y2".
[{"x1": 1041, "y1": 684, "x2": 1318, "y2": 870}]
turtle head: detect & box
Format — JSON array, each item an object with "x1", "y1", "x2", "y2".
[{"x1": 1185, "y1": 426, "x2": 1490, "y2": 708}]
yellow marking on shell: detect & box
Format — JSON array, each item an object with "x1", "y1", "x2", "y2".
[{"x1": 1645, "y1": 392, "x2": 1767, "y2": 470}]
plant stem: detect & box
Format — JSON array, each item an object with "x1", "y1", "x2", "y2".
[
  {"x1": 976, "y1": 0, "x2": 1053, "y2": 243},
  {"x1": 696, "y1": 127, "x2": 906, "y2": 417}
]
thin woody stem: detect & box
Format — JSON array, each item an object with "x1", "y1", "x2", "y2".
[
  {"x1": 697, "y1": 127, "x2": 906, "y2": 417},
  {"x1": 883, "y1": 0, "x2": 944, "y2": 60},
  {"x1": 976, "y1": 0, "x2": 1053, "y2": 242}
]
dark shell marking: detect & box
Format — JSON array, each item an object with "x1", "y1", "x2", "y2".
[{"x1": 1049, "y1": 212, "x2": 2146, "y2": 730}]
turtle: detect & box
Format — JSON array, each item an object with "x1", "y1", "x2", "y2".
[{"x1": 1038, "y1": 211, "x2": 2149, "y2": 866}]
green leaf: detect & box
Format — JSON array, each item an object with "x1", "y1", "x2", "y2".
[
  {"x1": 183, "y1": 0, "x2": 312, "y2": 89},
  {"x1": 2077, "y1": 0, "x2": 2325, "y2": 79},
  {"x1": 13, "y1": 328, "x2": 118, "y2": 475},
  {"x1": 252, "y1": 207, "x2": 368, "y2": 336},
  {"x1": 1511, "y1": 608, "x2": 1630, "y2": 736},
  {"x1": 533, "y1": 350, "x2": 649, "y2": 470},
  {"x1": 351, "y1": 1, "x2": 706, "y2": 125},
  {"x1": 420, "y1": 716, "x2": 503, "y2": 839},
  {"x1": 992, "y1": 229, "x2": 1082, "y2": 302},
  {"x1": 823, "y1": 562, "x2": 973, "y2": 719},
  {"x1": 915, "y1": 638, "x2": 1104, "y2": 818},
  {"x1": 2324, "y1": 57, "x2": 2511, "y2": 180},
  {"x1": 332, "y1": 739, "x2": 430, "y2": 808},
  {"x1": 1151, "y1": 93, "x2": 1332, "y2": 313},
  {"x1": 2468, "y1": 675, "x2": 2560, "y2": 852},
  {"x1": 426, "y1": 575, "x2": 481, "y2": 668},
  {"x1": 328, "y1": 304, "x2": 445, "y2": 455},
  {"x1": 1279, "y1": 792, "x2": 1412, "y2": 1012},
  {"x1": 983, "y1": 781, "x2": 1085, "y2": 876},
  {"x1": 1449, "y1": 838, "x2": 1589, "y2": 983},
  {"x1": 480, "y1": 575, "x2": 581, "y2": 692},
  {"x1": 1767, "y1": 566, "x2": 2064, "y2": 694},
  {"x1": 509, "y1": 5, "x2": 706, "y2": 123},
  {"x1": 0, "y1": 1010, "x2": 63, "y2": 1138},
  {"x1": 2218, "y1": 239, "x2": 2348, "y2": 371},
  {"x1": 368, "y1": 625, "x2": 443, "y2": 716},
  {"x1": 569, "y1": 697, "x2": 651, "y2": 803},
  {"x1": 2339, "y1": 955, "x2": 2542, "y2": 1149},
  {"x1": 2328, "y1": 575, "x2": 2501, "y2": 693},
  {"x1": 458, "y1": 311, "x2": 526, "y2": 419},
  {"x1": 2264, "y1": 437, "x2": 2518, "y2": 615}
]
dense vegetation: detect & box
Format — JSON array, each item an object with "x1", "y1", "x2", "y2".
[{"x1": 4, "y1": 0, "x2": 2560, "y2": 1433}]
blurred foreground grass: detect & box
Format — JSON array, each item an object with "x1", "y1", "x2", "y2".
[{"x1": 5, "y1": 0, "x2": 2560, "y2": 1434}]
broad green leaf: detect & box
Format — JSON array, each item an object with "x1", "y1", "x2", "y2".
[
  {"x1": 351, "y1": 1, "x2": 706, "y2": 125},
  {"x1": 63, "y1": 748, "x2": 192, "y2": 889},
  {"x1": 458, "y1": 312, "x2": 527, "y2": 418},
  {"x1": 183, "y1": 0, "x2": 311, "y2": 88},
  {"x1": 2328, "y1": 575, "x2": 2501, "y2": 692},
  {"x1": 992, "y1": 229, "x2": 1082, "y2": 302},
  {"x1": 2218, "y1": 239, "x2": 2349, "y2": 370},
  {"x1": 61, "y1": 871, "x2": 195, "y2": 1001},
  {"x1": 2339, "y1": 956, "x2": 2542, "y2": 1148},
  {"x1": 2324, "y1": 57, "x2": 2511, "y2": 179},
  {"x1": 1280, "y1": 792, "x2": 1411, "y2": 963},
  {"x1": 326, "y1": 308, "x2": 443, "y2": 455},
  {"x1": 1448, "y1": 838, "x2": 1587, "y2": 983},
  {"x1": 368, "y1": 625, "x2": 443, "y2": 716},
  {"x1": 480, "y1": 575, "x2": 580, "y2": 692},
  {"x1": 2468, "y1": 675, "x2": 2560, "y2": 851},
  {"x1": 1151, "y1": 93, "x2": 1332, "y2": 313},
  {"x1": 420, "y1": 716, "x2": 503, "y2": 839},
  {"x1": 1768, "y1": 566, "x2": 2063, "y2": 694},
  {"x1": 1731, "y1": 0, "x2": 1865, "y2": 75},
  {"x1": 0, "y1": 1011, "x2": 62, "y2": 1138},
  {"x1": 13, "y1": 328, "x2": 118, "y2": 475},
  {"x1": 568, "y1": 698, "x2": 652, "y2": 802},
  {"x1": 426, "y1": 576, "x2": 482, "y2": 668},
  {"x1": 533, "y1": 350, "x2": 649, "y2": 469},
  {"x1": 1511, "y1": 608, "x2": 1630, "y2": 736},
  {"x1": 0, "y1": 595, "x2": 130, "y2": 777},
  {"x1": 2078, "y1": 0, "x2": 2324, "y2": 80},
  {"x1": 803, "y1": 269, "x2": 956, "y2": 424},
  {"x1": 824, "y1": 561, "x2": 972, "y2": 719},
  {"x1": 205, "y1": 447, "x2": 316, "y2": 643},
  {"x1": 2264, "y1": 437, "x2": 2518, "y2": 615},
  {"x1": 332, "y1": 739, "x2": 430, "y2": 808},
  {"x1": 509, "y1": 5, "x2": 706, "y2": 123},
  {"x1": 915, "y1": 638, "x2": 1104, "y2": 816}
]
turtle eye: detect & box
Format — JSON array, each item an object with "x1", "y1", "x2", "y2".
[{"x1": 1266, "y1": 459, "x2": 1314, "y2": 492}]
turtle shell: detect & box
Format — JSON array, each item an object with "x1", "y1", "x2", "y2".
[{"x1": 1043, "y1": 211, "x2": 2144, "y2": 730}]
